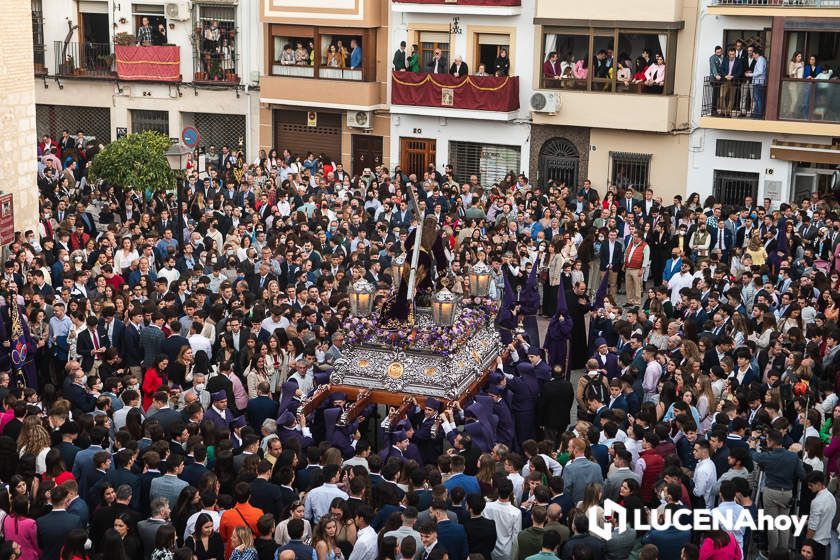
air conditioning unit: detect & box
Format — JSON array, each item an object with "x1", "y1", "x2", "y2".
[
  {"x1": 529, "y1": 91, "x2": 560, "y2": 114},
  {"x1": 347, "y1": 110, "x2": 373, "y2": 129},
  {"x1": 165, "y1": 1, "x2": 191, "y2": 21}
]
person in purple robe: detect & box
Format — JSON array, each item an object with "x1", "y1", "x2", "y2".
[
  {"x1": 277, "y1": 410, "x2": 314, "y2": 449},
  {"x1": 507, "y1": 362, "x2": 540, "y2": 447},
  {"x1": 543, "y1": 279, "x2": 574, "y2": 378},
  {"x1": 518, "y1": 261, "x2": 541, "y2": 346},
  {"x1": 205, "y1": 391, "x2": 234, "y2": 431}
]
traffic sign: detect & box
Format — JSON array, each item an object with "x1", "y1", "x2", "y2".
[{"x1": 182, "y1": 126, "x2": 200, "y2": 148}]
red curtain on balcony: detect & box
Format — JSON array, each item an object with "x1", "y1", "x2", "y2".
[
  {"x1": 115, "y1": 45, "x2": 180, "y2": 82},
  {"x1": 391, "y1": 72, "x2": 519, "y2": 112}
]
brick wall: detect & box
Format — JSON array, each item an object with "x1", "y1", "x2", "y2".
[
  {"x1": 529, "y1": 125, "x2": 591, "y2": 189},
  {"x1": 0, "y1": 1, "x2": 38, "y2": 235}
]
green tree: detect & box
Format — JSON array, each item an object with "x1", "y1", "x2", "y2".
[{"x1": 89, "y1": 130, "x2": 174, "y2": 192}]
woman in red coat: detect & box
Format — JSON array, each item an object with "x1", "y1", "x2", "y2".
[{"x1": 142, "y1": 354, "x2": 169, "y2": 411}]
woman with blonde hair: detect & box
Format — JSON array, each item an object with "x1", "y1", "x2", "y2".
[
  {"x1": 17, "y1": 416, "x2": 51, "y2": 475},
  {"x1": 745, "y1": 235, "x2": 767, "y2": 268},
  {"x1": 229, "y1": 525, "x2": 258, "y2": 560},
  {"x1": 680, "y1": 339, "x2": 701, "y2": 365},
  {"x1": 695, "y1": 375, "x2": 717, "y2": 434}
]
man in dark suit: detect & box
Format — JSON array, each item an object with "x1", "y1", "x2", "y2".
[
  {"x1": 124, "y1": 308, "x2": 145, "y2": 374},
  {"x1": 249, "y1": 261, "x2": 277, "y2": 294},
  {"x1": 463, "y1": 494, "x2": 497, "y2": 560},
  {"x1": 63, "y1": 366, "x2": 96, "y2": 415},
  {"x1": 250, "y1": 460, "x2": 285, "y2": 520},
  {"x1": 161, "y1": 320, "x2": 190, "y2": 364},
  {"x1": 65, "y1": 481, "x2": 90, "y2": 527},
  {"x1": 247, "y1": 382, "x2": 279, "y2": 432},
  {"x1": 599, "y1": 229, "x2": 623, "y2": 299},
  {"x1": 710, "y1": 220, "x2": 733, "y2": 262},
  {"x1": 537, "y1": 370, "x2": 574, "y2": 443},
  {"x1": 99, "y1": 306, "x2": 125, "y2": 356},
  {"x1": 427, "y1": 48, "x2": 448, "y2": 74},
  {"x1": 140, "y1": 312, "x2": 166, "y2": 368},
  {"x1": 76, "y1": 315, "x2": 109, "y2": 373},
  {"x1": 430, "y1": 500, "x2": 469, "y2": 560},
  {"x1": 75, "y1": 202, "x2": 97, "y2": 237},
  {"x1": 720, "y1": 47, "x2": 745, "y2": 117},
  {"x1": 108, "y1": 449, "x2": 142, "y2": 511},
  {"x1": 449, "y1": 56, "x2": 468, "y2": 77},
  {"x1": 181, "y1": 445, "x2": 210, "y2": 488},
  {"x1": 37, "y1": 486, "x2": 83, "y2": 560},
  {"x1": 147, "y1": 393, "x2": 183, "y2": 435}
]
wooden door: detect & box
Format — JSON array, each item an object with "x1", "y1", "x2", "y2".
[
  {"x1": 351, "y1": 134, "x2": 383, "y2": 176},
  {"x1": 400, "y1": 137, "x2": 436, "y2": 177}
]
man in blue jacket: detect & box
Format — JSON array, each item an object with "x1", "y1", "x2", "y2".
[{"x1": 431, "y1": 500, "x2": 469, "y2": 560}]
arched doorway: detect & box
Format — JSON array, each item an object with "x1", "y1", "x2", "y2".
[{"x1": 539, "y1": 137, "x2": 579, "y2": 188}]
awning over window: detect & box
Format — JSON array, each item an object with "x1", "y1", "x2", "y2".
[{"x1": 770, "y1": 141, "x2": 840, "y2": 165}]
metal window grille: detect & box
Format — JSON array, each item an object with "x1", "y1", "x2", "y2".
[
  {"x1": 713, "y1": 170, "x2": 759, "y2": 206},
  {"x1": 131, "y1": 110, "x2": 169, "y2": 135},
  {"x1": 193, "y1": 4, "x2": 238, "y2": 81},
  {"x1": 448, "y1": 141, "x2": 521, "y2": 188},
  {"x1": 36, "y1": 104, "x2": 111, "y2": 145},
  {"x1": 191, "y1": 113, "x2": 247, "y2": 154},
  {"x1": 609, "y1": 151, "x2": 651, "y2": 190},
  {"x1": 715, "y1": 139, "x2": 763, "y2": 159},
  {"x1": 32, "y1": 0, "x2": 45, "y2": 69}
]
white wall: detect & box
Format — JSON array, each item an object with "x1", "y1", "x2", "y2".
[
  {"x1": 687, "y1": 129, "x2": 832, "y2": 203},
  {"x1": 390, "y1": 114, "x2": 531, "y2": 173}
]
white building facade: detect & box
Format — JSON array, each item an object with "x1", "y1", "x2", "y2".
[
  {"x1": 32, "y1": 0, "x2": 261, "y2": 161},
  {"x1": 687, "y1": 0, "x2": 840, "y2": 207},
  {"x1": 388, "y1": 0, "x2": 535, "y2": 186}
]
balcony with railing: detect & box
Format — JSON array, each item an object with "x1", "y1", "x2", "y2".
[
  {"x1": 390, "y1": 71, "x2": 520, "y2": 116},
  {"x1": 192, "y1": 23, "x2": 239, "y2": 84},
  {"x1": 779, "y1": 79, "x2": 840, "y2": 123},
  {"x1": 708, "y1": 0, "x2": 840, "y2": 14},
  {"x1": 711, "y1": 0, "x2": 839, "y2": 6},
  {"x1": 700, "y1": 77, "x2": 767, "y2": 119},
  {"x1": 54, "y1": 41, "x2": 114, "y2": 78}
]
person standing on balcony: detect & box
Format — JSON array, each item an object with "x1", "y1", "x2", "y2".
[
  {"x1": 392, "y1": 41, "x2": 407, "y2": 72},
  {"x1": 350, "y1": 39, "x2": 362, "y2": 70},
  {"x1": 429, "y1": 48, "x2": 447, "y2": 74},
  {"x1": 494, "y1": 48, "x2": 510, "y2": 77},
  {"x1": 450, "y1": 56, "x2": 468, "y2": 77},
  {"x1": 750, "y1": 48, "x2": 767, "y2": 119},
  {"x1": 407, "y1": 45, "x2": 419, "y2": 73},
  {"x1": 719, "y1": 47, "x2": 744, "y2": 117},
  {"x1": 136, "y1": 17, "x2": 153, "y2": 46},
  {"x1": 708, "y1": 46, "x2": 723, "y2": 114},
  {"x1": 740, "y1": 45, "x2": 756, "y2": 117}
]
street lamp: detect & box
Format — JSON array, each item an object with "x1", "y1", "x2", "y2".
[{"x1": 165, "y1": 143, "x2": 192, "y2": 251}]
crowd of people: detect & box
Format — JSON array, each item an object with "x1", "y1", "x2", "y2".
[{"x1": 5, "y1": 126, "x2": 840, "y2": 560}]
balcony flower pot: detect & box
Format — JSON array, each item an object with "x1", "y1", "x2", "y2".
[
  {"x1": 225, "y1": 72, "x2": 238, "y2": 82},
  {"x1": 194, "y1": 71, "x2": 206, "y2": 81}
]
